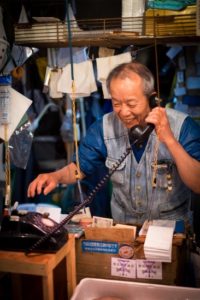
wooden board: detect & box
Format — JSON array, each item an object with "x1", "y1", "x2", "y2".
[{"x1": 84, "y1": 226, "x2": 136, "y2": 243}]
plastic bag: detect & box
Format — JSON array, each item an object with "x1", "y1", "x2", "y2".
[
  {"x1": 9, "y1": 121, "x2": 33, "y2": 169},
  {"x1": 60, "y1": 110, "x2": 74, "y2": 142}
]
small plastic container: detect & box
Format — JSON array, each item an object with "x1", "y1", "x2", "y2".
[{"x1": 70, "y1": 278, "x2": 200, "y2": 300}]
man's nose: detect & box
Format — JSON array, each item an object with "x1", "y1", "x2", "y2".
[{"x1": 120, "y1": 104, "x2": 131, "y2": 116}]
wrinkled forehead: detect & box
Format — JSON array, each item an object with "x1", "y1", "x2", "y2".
[
  {"x1": 109, "y1": 72, "x2": 144, "y2": 90},
  {"x1": 110, "y1": 69, "x2": 141, "y2": 81}
]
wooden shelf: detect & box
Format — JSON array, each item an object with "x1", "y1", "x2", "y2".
[{"x1": 14, "y1": 12, "x2": 199, "y2": 48}]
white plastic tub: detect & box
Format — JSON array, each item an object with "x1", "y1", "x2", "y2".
[{"x1": 71, "y1": 278, "x2": 200, "y2": 300}]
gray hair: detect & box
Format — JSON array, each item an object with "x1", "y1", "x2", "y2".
[{"x1": 106, "y1": 61, "x2": 155, "y2": 97}]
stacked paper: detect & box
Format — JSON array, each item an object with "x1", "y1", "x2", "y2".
[
  {"x1": 139, "y1": 219, "x2": 176, "y2": 236},
  {"x1": 144, "y1": 225, "x2": 174, "y2": 262}
]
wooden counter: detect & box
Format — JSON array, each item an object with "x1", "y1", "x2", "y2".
[{"x1": 0, "y1": 234, "x2": 76, "y2": 300}]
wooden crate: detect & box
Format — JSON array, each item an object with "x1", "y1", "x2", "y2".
[
  {"x1": 76, "y1": 233, "x2": 187, "y2": 286},
  {"x1": 144, "y1": 5, "x2": 196, "y2": 37}
]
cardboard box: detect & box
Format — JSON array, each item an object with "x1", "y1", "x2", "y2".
[
  {"x1": 71, "y1": 278, "x2": 200, "y2": 300},
  {"x1": 76, "y1": 234, "x2": 187, "y2": 286},
  {"x1": 144, "y1": 5, "x2": 196, "y2": 36}
]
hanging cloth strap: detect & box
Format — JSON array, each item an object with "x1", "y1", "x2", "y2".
[{"x1": 65, "y1": 1, "x2": 81, "y2": 180}]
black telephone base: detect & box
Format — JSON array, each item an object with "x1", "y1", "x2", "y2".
[
  {"x1": 0, "y1": 212, "x2": 68, "y2": 253},
  {"x1": 0, "y1": 232, "x2": 68, "y2": 253}
]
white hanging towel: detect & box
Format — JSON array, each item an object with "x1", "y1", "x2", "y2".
[
  {"x1": 57, "y1": 60, "x2": 97, "y2": 98},
  {"x1": 49, "y1": 68, "x2": 64, "y2": 99},
  {"x1": 96, "y1": 52, "x2": 132, "y2": 99}
]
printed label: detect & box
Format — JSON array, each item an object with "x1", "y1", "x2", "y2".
[
  {"x1": 111, "y1": 257, "x2": 136, "y2": 278},
  {"x1": 82, "y1": 240, "x2": 119, "y2": 254},
  {"x1": 136, "y1": 259, "x2": 162, "y2": 279}
]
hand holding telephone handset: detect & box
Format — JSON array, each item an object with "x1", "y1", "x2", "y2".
[{"x1": 128, "y1": 94, "x2": 159, "y2": 147}]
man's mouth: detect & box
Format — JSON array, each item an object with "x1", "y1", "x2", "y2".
[
  {"x1": 122, "y1": 119, "x2": 138, "y2": 128},
  {"x1": 123, "y1": 118, "x2": 137, "y2": 124}
]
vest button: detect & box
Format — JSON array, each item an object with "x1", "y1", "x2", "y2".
[
  {"x1": 136, "y1": 185, "x2": 141, "y2": 191},
  {"x1": 136, "y1": 171, "x2": 141, "y2": 177}
]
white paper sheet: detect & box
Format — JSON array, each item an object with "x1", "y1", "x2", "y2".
[{"x1": 0, "y1": 88, "x2": 32, "y2": 141}]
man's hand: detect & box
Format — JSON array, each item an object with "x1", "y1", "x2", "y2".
[
  {"x1": 27, "y1": 162, "x2": 85, "y2": 198},
  {"x1": 27, "y1": 172, "x2": 59, "y2": 198},
  {"x1": 145, "y1": 107, "x2": 175, "y2": 145}
]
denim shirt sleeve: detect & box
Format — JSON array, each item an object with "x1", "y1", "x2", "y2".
[
  {"x1": 179, "y1": 116, "x2": 200, "y2": 161},
  {"x1": 73, "y1": 118, "x2": 107, "y2": 175}
]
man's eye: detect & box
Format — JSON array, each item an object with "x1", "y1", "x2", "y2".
[
  {"x1": 128, "y1": 104, "x2": 136, "y2": 108},
  {"x1": 113, "y1": 103, "x2": 121, "y2": 107}
]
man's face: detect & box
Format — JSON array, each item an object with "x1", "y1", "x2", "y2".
[{"x1": 109, "y1": 73, "x2": 151, "y2": 129}]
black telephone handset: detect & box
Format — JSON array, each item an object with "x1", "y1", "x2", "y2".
[
  {"x1": 128, "y1": 93, "x2": 159, "y2": 147},
  {"x1": 128, "y1": 123, "x2": 155, "y2": 148}
]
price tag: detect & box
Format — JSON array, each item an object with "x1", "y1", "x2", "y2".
[
  {"x1": 111, "y1": 257, "x2": 136, "y2": 278},
  {"x1": 136, "y1": 259, "x2": 162, "y2": 279}
]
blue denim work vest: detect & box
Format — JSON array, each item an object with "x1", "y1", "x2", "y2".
[{"x1": 103, "y1": 108, "x2": 192, "y2": 225}]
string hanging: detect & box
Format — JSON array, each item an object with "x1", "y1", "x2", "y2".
[
  {"x1": 4, "y1": 125, "x2": 11, "y2": 216},
  {"x1": 65, "y1": 0, "x2": 81, "y2": 180},
  {"x1": 147, "y1": 8, "x2": 162, "y2": 221},
  {"x1": 151, "y1": 7, "x2": 161, "y2": 190},
  {"x1": 0, "y1": 75, "x2": 11, "y2": 216}
]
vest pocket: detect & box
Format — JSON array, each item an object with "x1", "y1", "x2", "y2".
[
  {"x1": 105, "y1": 157, "x2": 126, "y2": 184},
  {"x1": 159, "y1": 199, "x2": 188, "y2": 219}
]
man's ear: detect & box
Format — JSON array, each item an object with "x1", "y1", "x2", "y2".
[{"x1": 149, "y1": 92, "x2": 158, "y2": 108}]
